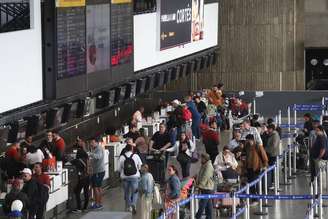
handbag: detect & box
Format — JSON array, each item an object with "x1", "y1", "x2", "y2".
[
  {"x1": 191, "y1": 151, "x2": 199, "y2": 163},
  {"x1": 153, "y1": 183, "x2": 162, "y2": 206},
  {"x1": 177, "y1": 153, "x2": 191, "y2": 163}
]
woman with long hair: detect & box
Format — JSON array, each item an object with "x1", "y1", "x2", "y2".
[
  {"x1": 176, "y1": 132, "x2": 195, "y2": 178},
  {"x1": 165, "y1": 165, "x2": 181, "y2": 219}
]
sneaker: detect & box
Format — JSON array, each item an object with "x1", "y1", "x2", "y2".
[
  {"x1": 132, "y1": 206, "x2": 137, "y2": 215},
  {"x1": 250, "y1": 201, "x2": 259, "y2": 207},
  {"x1": 94, "y1": 204, "x2": 103, "y2": 210},
  {"x1": 89, "y1": 204, "x2": 98, "y2": 210},
  {"x1": 72, "y1": 209, "x2": 82, "y2": 214},
  {"x1": 269, "y1": 186, "x2": 275, "y2": 190},
  {"x1": 126, "y1": 206, "x2": 133, "y2": 212}
]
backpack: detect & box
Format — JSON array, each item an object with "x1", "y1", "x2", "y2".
[
  {"x1": 123, "y1": 153, "x2": 137, "y2": 176},
  {"x1": 182, "y1": 108, "x2": 192, "y2": 121},
  {"x1": 36, "y1": 181, "x2": 49, "y2": 205}
]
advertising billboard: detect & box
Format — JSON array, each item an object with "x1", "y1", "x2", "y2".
[
  {"x1": 86, "y1": 4, "x2": 110, "y2": 74},
  {"x1": 158, "y1": 0, "x2": 204, "y2": 50},
  {"x1": 134, "y1": 2, "x2": 218, "y2": 71}
]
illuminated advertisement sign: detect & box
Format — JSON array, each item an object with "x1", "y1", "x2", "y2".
[
  {"x1": 159, "y1": 0, "x2": 204, "y2": 50},
  {"x1": 56, "y1": 0, "x2": 85, "y2": 7}
]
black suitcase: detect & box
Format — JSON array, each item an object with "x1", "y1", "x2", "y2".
[{"x1": 147, "y1": 157, "x2": 166, "y2": 184}]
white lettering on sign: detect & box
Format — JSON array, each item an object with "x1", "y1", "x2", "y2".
[{"x1": 176, "y1": 8, "x2": 192, "y2": 24}]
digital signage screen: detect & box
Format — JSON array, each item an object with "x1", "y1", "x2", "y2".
[{"x1": 158, "y1": 0, "x2": 204, "y2": 50}]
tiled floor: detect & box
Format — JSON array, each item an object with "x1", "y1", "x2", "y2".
[{"x1": 65, "y1": 130, "x2": 328, "y2": 219}]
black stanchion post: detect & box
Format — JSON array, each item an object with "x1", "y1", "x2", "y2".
[{"x1": 281, "y1": 151, "x2": 291, "y2": 186}]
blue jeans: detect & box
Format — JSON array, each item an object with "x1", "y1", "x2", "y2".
[
  {"x1": 192, "y1": 118, "x2": 201, "y2": 139},
  {"x1": 123, "y1": 178, "x2": 139, "y2": 208},
  {"x1": 195, "y1": 192, "x2": 213, "y2": 219}
]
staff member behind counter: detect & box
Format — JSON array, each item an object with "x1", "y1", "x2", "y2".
[{"x1": 149, "y1": 123, "x2": 172, "y2": 165}]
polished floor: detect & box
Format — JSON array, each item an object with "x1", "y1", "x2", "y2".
[{"x1": 66, "y1": 130, "x2": 328, "y2": 219}]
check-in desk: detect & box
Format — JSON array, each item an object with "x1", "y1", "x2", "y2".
[{"x1": 105, "y1": 141, "x2": 125, "y2": 187}]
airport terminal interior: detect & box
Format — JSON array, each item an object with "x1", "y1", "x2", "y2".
[{"x1": 1, "y1": 0, "x2": 328, "y2": 218}]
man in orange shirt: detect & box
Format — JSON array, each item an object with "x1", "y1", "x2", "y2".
[
  {"x1": 52, "y1": 131, "x2": 65, "y2": 161},
  {"x1": 6, "y1": 142, "x2": 20, "y2": 161},
  {"x1": 207, "y1": 85, "x2": 223, "y2": 107},
  {"x1": 33, "y1": 163, "x2": 51, "y2": 190}
]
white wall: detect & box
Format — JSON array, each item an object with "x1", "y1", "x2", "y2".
[
  {"x1": 134, "y1": 3, "x2": 218, "y2": 72},
  {"x1": 0, "y1": 0, "x2": 43, "y2": 113}
]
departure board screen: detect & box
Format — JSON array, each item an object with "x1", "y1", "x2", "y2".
[
  {"x1": 111, "y1": 3, "x2": 133, "y2": 67},
  {"x1": 57, "y1": 7, "x2": 86, "y2": 79}
]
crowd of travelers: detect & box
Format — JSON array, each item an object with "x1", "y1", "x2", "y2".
[{"x1": 1, "y1": 82, "x2": 327, "y2": 219}]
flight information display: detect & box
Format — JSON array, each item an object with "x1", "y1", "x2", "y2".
[
  {"x1": 111, "y1": 2, "x2": 133, "y2": 67},
  {"x1": 57, "y1": 7, "x2": 86, "y2": 79}
]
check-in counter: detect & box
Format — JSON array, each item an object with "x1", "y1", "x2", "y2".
[{"x1": 46, "y1": 168, "x2": 69, "y2": 211}]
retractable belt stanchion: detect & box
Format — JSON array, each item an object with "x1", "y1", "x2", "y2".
[
  {"x1": 310, "y1": 182, "x2": 314, "y2": 219},
  {"x1": 288, "y1": 144, "x2": 296, "y2": 180},
  {"x1": 326, "y1": 162, "x2": 328, "y2": 193},
  {"x1": 190, "y1": 195, "x2": 195, "y2": 219},
  {"x1": 315, "y1": 175, "x2": 318, "y2": 217},
  {"x1": 175, "y1": 202, "x2": 180, "y2": 219},
  {"x1": 232, "y1": 192, "x2": 237, "y2": 219},
  {"x1": 253, "y1": 98, "x2": 256, "y2": 115},
  {"x1": 254, "y1": 173, "x2": 268, "y2": 216},
  {"x1": 319, "y1": 167, "x2": 323, "y2": 219},
  {"x1": 274, "y1": 161, "x2": 278, "y2": 195},
  {"x1": 246, "y1": 184, "x2": 250, "y2": 219},
  {"x1": 263, "y1": 169, "x2": 272, "y2": 208},
  {"x1": 293, "y1": 104, "x2": 298, "y2": 175}
]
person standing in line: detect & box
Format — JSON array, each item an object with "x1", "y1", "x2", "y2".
[
  {"x1": 265, "y1": 124, "x2": 280, "y2": 188},
  {"x1": 176, "y1": 132, "x2": 195, "y2": 178},
  {"x1": 194, "y1": 95, "x2": 207, "y2": 124},
  {"x1": 195, "y1": 153, "x2": 215, "y2": 219},
  {"x1": 244, "y1": 134, "x2": 268, "y2": 206},
  {"x1": 139, "y1": 164, "x2": 154, "y2": 219},
  {"x1": 165, "y1": 165, "x2": 181, "y2": 219},
  {"x1": 135, "y1": 128, "x2": 150, "y2": 163},
  {"x1": 310, "y1": 125, "x2": 328, "y2": 182},
  {"x1": 202, "y1": 121, "x2": 220, "y2": 163},
  {"x1": 89, "y1": 137, "x2": 105, "y2": 210},
  {"x1": 72, "y1": 138, "x2": 90, "y2": 213},
  {"x1": 21, "y1": 168, "x2": 49, "y2": 219},
  {"x1": 185, "y1": 95, "x2": 202, "y2": 139},
  {"x1": 119, "y1": 144, "x2": 143, "y2": 214},
  {"x1": 3, "y1": 179, "x2": 29, "y2": 218}
]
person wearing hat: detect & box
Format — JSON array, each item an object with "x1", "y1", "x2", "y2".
[
  {"x1": 21, "y1": 168, "x2": 48, "y2": 219},
  {"x1": 195, "y1": 153, "x2": 214, "y2": 219},
  {"x1": 3, "y1": 179, "x2": 28, "y2": 218},
  {"x1": 7, "y1": 200, "x2": 24, "y2": 219}
]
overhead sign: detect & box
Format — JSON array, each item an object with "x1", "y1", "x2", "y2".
[
  {"x1": 111, "y1": 0, "x2": 132, "y2": 4},
  {"x1": 158, "y1": 0, "x2": 204, "y2": 50},
  {"x1": 56, "y1": 0, "x2": 85, "y2": 7}
]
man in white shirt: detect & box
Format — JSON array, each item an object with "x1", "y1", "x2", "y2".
[
  {"x1": 118, "y1": 144, "x2": 142, "y2": 214},
  {"x1": 241, "y1": 120, "x2": 263, "y2": 146}
]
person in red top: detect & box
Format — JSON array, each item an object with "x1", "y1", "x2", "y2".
[
  {"x1": 33, "y1": 163, "x2": 51, "y2": 190},
  {"x1": 202, "y1": 120, "x2": 220, "y2": 163},
  {"x1": 52, "y1": 131, "x2": 65, "y2": 161},
  {"x1": 6, "y1": 142, "x2": 20, "y2": 161}
]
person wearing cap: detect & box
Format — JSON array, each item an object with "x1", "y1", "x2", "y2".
[
  {"x1": 21, "y1": 168, "x2": 46, "y2": 219},
  {"x1": 7, "y1": 200, "x2": 24, "y2": 219},
  {"x1": 195, "y1": 153, "x2": 214, "y2": 219},
  {"x1": 3, "y1": 179, "x2": 28, "y2": 218}
]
